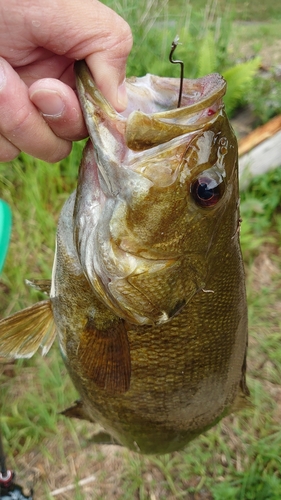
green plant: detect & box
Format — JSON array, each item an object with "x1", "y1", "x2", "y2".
[
  {"x1": 103, "y1": 0, "x2": 261, "y2": 117},
  {"x1": 240, "y1": 167, "x2": 281, "y2": 258},
  {"x1": 223, "y1": 58, "x2": 261, "y2": 116},
  {"x1": 247, "y1": 73, "x2": 281, "y2": 124}
]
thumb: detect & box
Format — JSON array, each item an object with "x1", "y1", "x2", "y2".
[{"x1": 32, "y1": 0, "x2": 133, "y2": 111}]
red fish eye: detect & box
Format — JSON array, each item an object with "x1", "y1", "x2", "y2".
[{"x1": 191, "y1": 176, "x2": 222, "y2": 207}]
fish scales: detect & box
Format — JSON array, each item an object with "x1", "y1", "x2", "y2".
[{"x1": 0, "y1": 60, "x2": 249, "y2": 455}]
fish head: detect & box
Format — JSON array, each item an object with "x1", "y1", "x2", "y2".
[{"x1": 74, "y1": 61, "x2": 239, "y2": 325}]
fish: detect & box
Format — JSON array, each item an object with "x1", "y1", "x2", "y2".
[{"x1": 0, "y1": 61, "x2": 249, "y2": 455}]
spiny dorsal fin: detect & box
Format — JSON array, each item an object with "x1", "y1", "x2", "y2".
[
  {"x1": 0, "y1": 300, "x2": 56, "y2": 358},
  {"x1": 25, "y1": 278, "x2": 52, "y2": 295},
  {"x1": 78, "y1": 318, "x2": 131, "y2": 394}
]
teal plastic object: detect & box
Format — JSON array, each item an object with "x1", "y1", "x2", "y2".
[{"x1": 0, "y1": 199, "x2": 12, "y2": 272}]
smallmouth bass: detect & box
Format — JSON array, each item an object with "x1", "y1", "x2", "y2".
[{"x1": 0, "y1": 61, "x2": 249, "y2": 454}]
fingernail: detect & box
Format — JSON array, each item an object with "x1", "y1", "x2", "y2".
[
  {"x1": 0, "y1": 60, "x2": 7, "y2": 91},
  {"x1": 117, "y1": 82, "x2": 128, "y2": 110},
  {"x1": 30, "y1": 89, "x2": 65, "y2": 117}
]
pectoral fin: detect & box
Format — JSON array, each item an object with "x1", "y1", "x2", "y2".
[
  {"x1": 78, "y1": 318, "x2": 131, "y2": 394},
  {"x1": 25, "y1": 278, "x2": 52, "y2": 295},
  {"x1": 0, "y1": 300, "x2": 56, "y2": 358}
]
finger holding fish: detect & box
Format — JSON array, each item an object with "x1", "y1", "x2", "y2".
[
  {"x1": 29, "y1": 78, "x2": 88, "y2": 142},
  {"x1": 0, "y1": 58, "x2": 72, "y2": 162}
]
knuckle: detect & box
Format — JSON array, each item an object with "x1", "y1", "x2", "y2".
[
  {"x1": 0, "y1": 101, "x2": 32, "y2": 137},
  {"x1": 102, "y1": 16, "x2": 133, "y2": 57},
  {"x1": 43, "y1": 141, "x2": 72, "y2": 163},
  {"x1": 117, "y1": 20, "x2": 133, "y2": 52},
  {"x1": 0, "y1": 151, "x2": 19, "y2": 162},
  {"x1": 10, "y1": 106, "x2": 34, "y2": 134}
]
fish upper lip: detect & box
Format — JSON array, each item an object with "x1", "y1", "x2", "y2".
[
  {"x1": 123, "y1": 72, "x2": 226, "y2": 118},
  {"x1": 75, "y1": 61, "x2": 227, "y2": 189},
  {"x1": 75, "y1": 61, "x2": 226, "y2": 142},
  {"x1": 123, "y1": 72, "x2": 226, "y2": 151}
]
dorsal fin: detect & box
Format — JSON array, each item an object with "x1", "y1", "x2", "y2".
[
  {"x1": 0, "y1": 300, "x2": 56, "y2": 358},
  {"x1": 25, "y1": 278, "x2": 52, "y2": 295},
  {"x1": 78, "y1": 318, "x2": 131, "y2": 394}
]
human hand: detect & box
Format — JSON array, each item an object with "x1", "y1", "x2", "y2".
[{"x1": 0, "y1": 0, "x2": 132, "y2": 162}]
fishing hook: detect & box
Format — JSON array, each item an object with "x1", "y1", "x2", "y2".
[{"x1": 169, "y1": 35, "x2": 184, "y2": 108}]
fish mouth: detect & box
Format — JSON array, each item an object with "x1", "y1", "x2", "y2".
[
  {"x1": 75, "y1": 60, "x2": 226, "y2": 153},
  {"x1": 73, "y1": 61, "x2": 229, "y2": 325},
  {"x1": 74, "y1": 60, "x2": 227, "y2": 198}
]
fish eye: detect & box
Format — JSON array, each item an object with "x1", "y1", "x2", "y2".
[{"x1": 191, "y1": 176, "x2": 223, "y2": 208}]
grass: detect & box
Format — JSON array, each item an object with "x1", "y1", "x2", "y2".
[
  {"x1": 187, "y1": 0, "x2": 281, "y2": 22},
  {"x1": 1, "y1": 0, "x2": 281, "y2": 498},
  {"x1": 2, "y1": 154, "x2": 281, "y2": 499},
  {"x1": 107, "y1": 0, "x2": 281, "y2": 120}
]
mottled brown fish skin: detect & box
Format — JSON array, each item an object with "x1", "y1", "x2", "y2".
[{"x1": 51, "y1": 105, "x2": 248, "y2": 454}]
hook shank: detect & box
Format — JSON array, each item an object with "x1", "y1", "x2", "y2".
[{"x1": 169, "y1": 36, "x2": 184, "y2": 108}]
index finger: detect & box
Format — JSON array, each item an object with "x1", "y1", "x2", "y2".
[
  {"x1": 27, "y1": 0, "x2": 133, "y2": 111},
  {"x1": 0, "y1": 58, "x2": 71, "y2": 162}
]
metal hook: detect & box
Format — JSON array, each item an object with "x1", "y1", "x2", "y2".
[{"x1": 169, "y1": 36, "x2": 184, "y2": 108}]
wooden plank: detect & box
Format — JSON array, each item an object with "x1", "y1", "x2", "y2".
[
  {"x1": 238, "y1": 115, "x2": 281, "y2": 156},
  {"x1": 238, "y1": 129, "x2": 281, "y2": 189}
]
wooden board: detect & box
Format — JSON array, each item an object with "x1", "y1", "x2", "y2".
[{"x1": 238, "y1": 115, "x2": 281, "y2": 189}]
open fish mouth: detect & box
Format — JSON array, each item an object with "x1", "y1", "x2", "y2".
[
  {"x1": 73, "y1": 61, "x2": 231, "y2": 325},
  {"x1": 74, "y1": 60, "x2": 227, "y2": 198},
  {"x1": 75, "y1": 60, "x2": 226, "y2": 153}
]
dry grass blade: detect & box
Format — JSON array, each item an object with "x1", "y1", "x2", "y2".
[{"x1": 50, "y1": 475, "x2": 96, "y2": 496}]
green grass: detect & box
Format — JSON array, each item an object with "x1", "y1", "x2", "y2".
[
  {"x1": 0, "y1": 143, "x2": 84, "y2": 314},
  {"x1": 181, "y1": 0, "x2": 281, "y2": 22},
  {"x1": 104, "y1": 0, "x2": 281, "y2": 120},
  {"x1": 1, "y1": 0, "x2": 281, "y2": 498},
  {"x1": 1, "y1": 146, "x2": 281, "y2": 500},
  {"x1": 239, "y1": 168, "x2": 281, "y2": 261}
]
